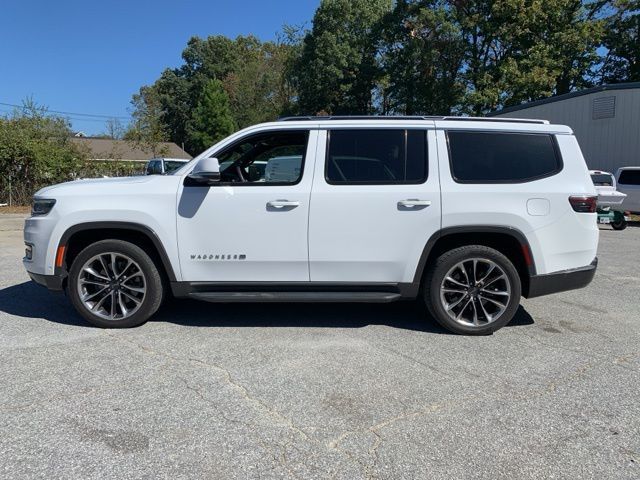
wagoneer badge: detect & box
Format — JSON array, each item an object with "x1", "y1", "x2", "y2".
[{"x1": 190, "y1": 254, "x2": 247, "y2": 261}]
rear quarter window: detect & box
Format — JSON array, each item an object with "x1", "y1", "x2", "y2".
[{"x1": 447, "y1": 131, "x2": 562, "y2": 183}]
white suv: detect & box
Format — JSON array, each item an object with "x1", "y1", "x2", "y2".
[{"x1": 23, "y1": 116, "x2": 599, "y2": 335}]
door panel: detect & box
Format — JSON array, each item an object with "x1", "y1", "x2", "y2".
[
  {"x1": 176, "y1": 130, "x2": 318, "y2": 282},
  {"x1": 308, "y1": 129, "x2": 441, "y2": 283}
]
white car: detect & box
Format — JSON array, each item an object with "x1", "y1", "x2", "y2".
[
  {"x1": 24, "y1": 116, "x2": 599, "y2": 335},
  {"x1": 615, "y1": 167, "x2": 640, "y2": 213},
  {"x1": 589, "y1": 170, "x2": 626, "y2": 209}
]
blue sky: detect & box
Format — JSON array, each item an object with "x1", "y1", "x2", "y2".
[{"x1": 1, "y1": 0, "x2": 319, "y2": 135}]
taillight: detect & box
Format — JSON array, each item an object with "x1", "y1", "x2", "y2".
[{"x1": 569, "y1": 196, "x2": 597, "y2": 213}]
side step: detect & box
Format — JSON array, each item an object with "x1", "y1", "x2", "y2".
[{"x1": 189, "y1": 291, "x2": 402, "y2": 303}]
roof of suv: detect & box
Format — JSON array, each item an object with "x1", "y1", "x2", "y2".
[{"x1": 278, "y1": 115, "x2": 550, "y2": 125}]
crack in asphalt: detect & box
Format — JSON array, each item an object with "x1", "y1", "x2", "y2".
[
  {"x1": 103, "y1": 331, "x2": 311, "y2": 439},
  {"x1": 327, "y1": 402, "x2": 444, "y2": 478},
  {"x1": 101, "y1": 331, "x2": 373, "y2": 478}
]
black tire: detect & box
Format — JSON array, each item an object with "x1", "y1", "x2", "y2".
[
  {"x1": 67, "y1": 239, "x2": 164, "y2": 328},
  {"x1": 611, "y1": 219, "x2": 627, "y2": 230},
  {"x1": 424, "y1": 245, "x2": 522, "y2": 335}
]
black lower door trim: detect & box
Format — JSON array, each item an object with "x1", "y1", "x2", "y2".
[
  {"x1": 189, "y1": 291, "x2": 402, "y2": 303},
  {"x1": 170, "y1": 281, "x2": 412, "y2": 299}
]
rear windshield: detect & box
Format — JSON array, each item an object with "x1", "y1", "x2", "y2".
[
  {"x1": 591, "y1": 174, "x2": 614, "y2": 186},
  {"x1": 164, "y1": 161, "x2": 187, "y2": 174},
  {"x1": 447, "y1": 131, "x2": 562, "y2": 183}
]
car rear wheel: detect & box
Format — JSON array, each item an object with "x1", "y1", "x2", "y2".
[
  {"x1": 68, "y1": 239, "x2": 164, "y2": 328},
  {"x1": 424, "y1": 245, "x2": 522, "y2": 335},
  {"x1": 611, "y1": 218, "x2": 627, "y2": 230}
]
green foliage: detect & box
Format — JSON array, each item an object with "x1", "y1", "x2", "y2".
[
  {"x1": 124, "y1": 86, "x2": 170, "y2": 157},
  {"x1": 186, "y1": 79, "x2": 236, "y2": 153},
  {"x1": 0, "y1": 101, "x2": 148, "y2": 205},
  {"x1": 294, "y1": 0, "x2": 392, "y2": 115},
  {"x1": 133, "y1": 34, "x2": 299, "y2": 154},
  {"x1": 452, "y1": 0, "x2": 607, "y2": 114},
  {"x1": 76, "y1": 160, "x2": 142, "y2": 179},
  {"x1": 378, "y1": 0, "x2": 465, "y2": 115},
  {"x1": 0, "y1": 101, "x2": 85, "y2": 205},
  {"x1": 602, "y1": 0, "x2": 640, "y2": 82}
]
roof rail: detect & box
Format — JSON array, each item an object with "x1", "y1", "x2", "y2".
[
  {"x1": 278, "y1": 115, "x2": 549, "y2": 125},
  {"x1": 278, "y1": 115, "x2": 442, "y2": 121},
  {"x1": 441, "y1": 116, "x2": 549, "y2": 125}
]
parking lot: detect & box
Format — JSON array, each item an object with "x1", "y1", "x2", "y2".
[{"x1": 0, "y1": 213, "x2": 638, "y2": 479}]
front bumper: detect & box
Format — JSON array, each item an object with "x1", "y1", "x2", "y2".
[
  {"x1": 526, "y1": 258, "x2": 597, "y2": 298},
  {"x1": 28, "y1": 271, "x2": 66, "y2": 292}
]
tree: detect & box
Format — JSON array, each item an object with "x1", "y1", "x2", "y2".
[
  {"x1": 186, "y1": 79, "x2": 236, "y2": 154},
  {"x1": 103, "y1": 118, "x2": 126, "y2": 139},
  {"x1": 452, "y1": 0, "x2": 606, "y2": 114},
  {"x1": 378, "y1": 0, "x2": 465, "y2": 115},
  {"x1": 132, "y1": 35, "x2": 300, "y2": 153},
  {"x1": 602, "y1": 0, "x2": 640, "y2": 82},
  {"x1": 124, "y1": 86, "x2": 170, "y2": 157},
  {"x1": 221, "y1": 36, "x2": 295, "y2": 128},
  {"x1": 294, "y1": 0, "x2": 392, "y2": 115},
  {"x1": 547, "y1": 0, "x2": 607, "y2": 94}
]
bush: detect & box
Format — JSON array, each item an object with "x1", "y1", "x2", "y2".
[
  {"x1": 77, "y1": 160, "x2": 144, "y2": 179},
  {"x1": 0, "y1": 103, "x2": 145, "y2": 206}
]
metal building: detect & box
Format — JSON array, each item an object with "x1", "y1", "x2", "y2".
[{"x1": 491, "y1": 83, "x2": 640, "y2": 174}]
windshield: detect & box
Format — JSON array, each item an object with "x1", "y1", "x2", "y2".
[{"x1": 590, "y1": 173, "x2": 614, "y2": 186}]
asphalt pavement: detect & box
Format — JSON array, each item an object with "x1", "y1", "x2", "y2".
[{"x1": 0, "y1": 213, "x2": 638, "y2": 479}]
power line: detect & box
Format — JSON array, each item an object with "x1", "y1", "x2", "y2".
[
  {"x1": 0, "y1": 108, "x2": 125, "y2": 124},
  {"x1": 0, "y1": 101, "x2": 131, "y2": 120}
]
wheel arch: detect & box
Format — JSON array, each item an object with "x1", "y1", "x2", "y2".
[
  {"x1": 57, "y1": 222, "x2": 177, "y2": 285},
  {"x1": 409, "y1": 226, "x2": 536, "y2": 298}
]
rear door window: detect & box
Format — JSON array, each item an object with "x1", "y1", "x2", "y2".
[
  {"x1": 326, "y1": 129, "x2": 427, "y2": 184},
  {"x1": 447, "y1": 131, "x2": 562, "y2": 183},
  {"x1": 618, "y1": 170, "x2": 640, "y2": 185}
]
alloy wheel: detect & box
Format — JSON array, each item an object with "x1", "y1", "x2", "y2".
[
  {"x1": 76, "y1": 252, "x2": 147, "y2": 321},
  {"x1": 439, "y1": 258, "x2": 511, "y2": 327}
]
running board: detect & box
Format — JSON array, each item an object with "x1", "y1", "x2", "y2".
[{"x1": 188, "y1": 291, "x2": 402, "y2": 303}]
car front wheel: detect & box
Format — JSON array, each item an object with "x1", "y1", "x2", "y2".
[
  {"x1": 424, "y1": 245, "x2": 522, "y2": 335},
  {"x1": 68, "y1": 239, "x2": 164, "y2": 328}
]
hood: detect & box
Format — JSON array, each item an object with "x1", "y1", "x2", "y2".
[{"x1": 35, "y1": 175, "x2": 154, "y2": 197}]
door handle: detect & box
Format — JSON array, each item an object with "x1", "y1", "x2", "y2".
[
  {"x1": 398, "y1": 199, "x2": 431, "y2": 208},
  {"x1": 267, "y1": 200, "x2": 300, "y2": 209}
]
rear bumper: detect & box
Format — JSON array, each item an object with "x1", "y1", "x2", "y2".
[
  {"x1": 525, "y1": 258, "x2": 597, "y2": 298},
  {"x1": 28, "y1": 271, "x2": 65, "y2": 292}
]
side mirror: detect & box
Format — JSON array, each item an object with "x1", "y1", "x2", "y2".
[{"x1": 187, "y1": 157, "x2": 221, "y2": 185}]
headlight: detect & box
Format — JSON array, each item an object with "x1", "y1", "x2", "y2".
[{"x1": 31, "y1": 198, "x2": 56, "y2": 216}]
